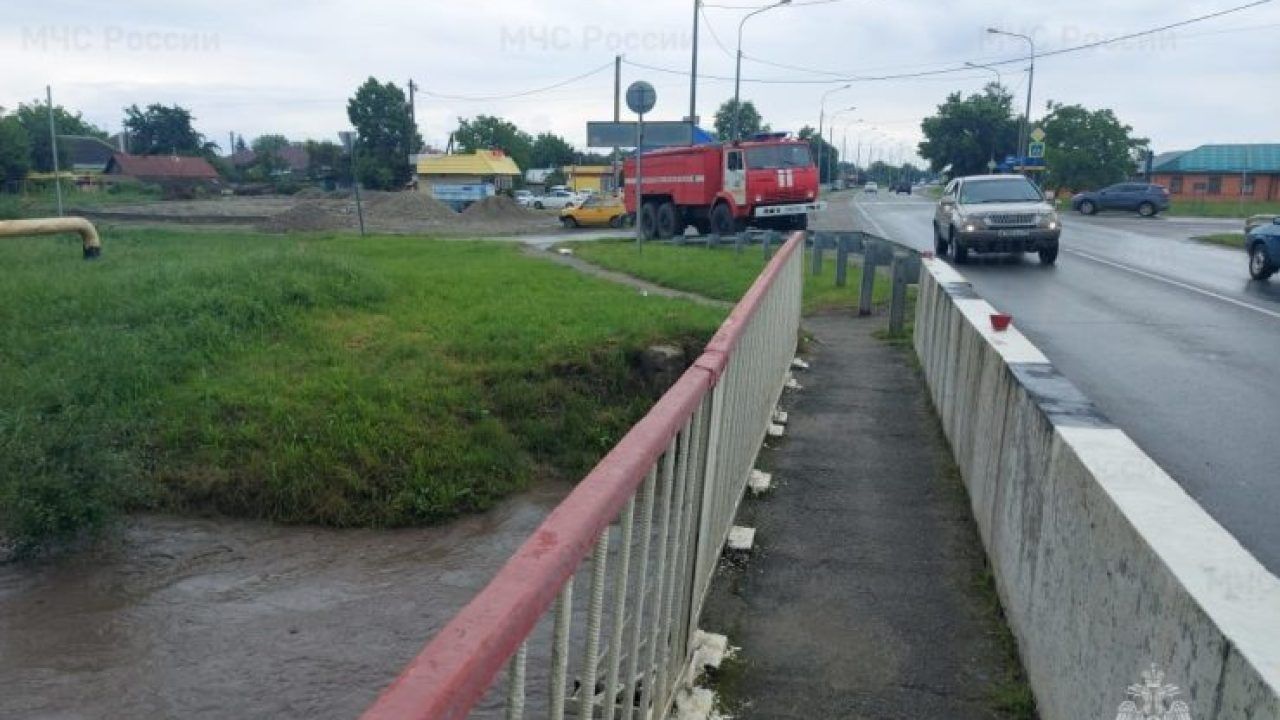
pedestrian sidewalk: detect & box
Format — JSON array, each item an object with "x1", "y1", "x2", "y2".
[{"x1": 700, "y1": 313, "x2": 1033, "y2": 719}]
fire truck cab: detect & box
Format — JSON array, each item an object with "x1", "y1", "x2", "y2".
[{"x1": 622, "y1": 133, "x2": 825, "y2": 239}]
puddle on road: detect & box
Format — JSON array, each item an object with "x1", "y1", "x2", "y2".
[{"x1": 0, "y1": 481, "x2": 570, "y2": 719}]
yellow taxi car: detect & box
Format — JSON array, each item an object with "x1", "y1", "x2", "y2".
[{"x1": 559, "y1": 194, "x2": 629, "y2": 228}]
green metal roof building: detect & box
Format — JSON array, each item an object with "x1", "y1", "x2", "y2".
[{"x1": 1151, "y1": 143, "x2": 1280, "y2": 201}]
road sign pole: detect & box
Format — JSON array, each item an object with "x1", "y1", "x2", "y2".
[{"x1": 635, "y1": 114, "x2": 644, "y2": 253}]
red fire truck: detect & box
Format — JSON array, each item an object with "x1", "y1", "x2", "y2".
[{"x1": 622, "y1": 134, "x2": 825, "y2": 239}]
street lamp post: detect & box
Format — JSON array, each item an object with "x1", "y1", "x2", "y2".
[
  {"x1": 816, "y1": 86, "x2": 851, "y2": 188},
  {"x1": 986, "y1": 28, "x2": 1034, "y2": 170},
  {"x1": 965, "y1": 61, "x2": 1003, "y2": 171},
  {"x1": 732, "y1": 0, "x2": 791, "y2": 140},
  {"x1": 827, "y1": 107, "x2": 857, "y2": 189}
]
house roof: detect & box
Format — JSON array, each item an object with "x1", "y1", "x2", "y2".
[
  {"x1": 106, "y1": 153, "x2": 219, "y2": 179},
  {"x1": 229, "y1": 144, "x2": 309, "y2": 172},
  {"x1": 1152, "y1": 144, "x2": 1280, "y2": 174},
  {"x1": 58, "y1": 135, "x2": 117, "y2": 171},
  {"x1": 416, "y1": 150, "x2": 521, "y2": 177}
]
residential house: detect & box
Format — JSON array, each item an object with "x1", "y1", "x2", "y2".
[
  {"x1": 1150, "y1": 143, "x2": 1280, "y2": 202},
  {"x1": 415, "y1": 150, "x2": 522, "y2": 207},
  {"x1": 564, "y1": 165, "x2": 617, "y2": 194},
  {"x1": 58, "y1": 135, "x2": 118, "y2": 173},
  {"x1": 104, "y1": 152, "x2": 220, "y2": 196},
  {"x1": 230, "y1": 143, "x2": 310, "y2": 176}
]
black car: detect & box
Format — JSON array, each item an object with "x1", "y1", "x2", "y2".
[
  {"x1": 891, "y1": 183, "x2": 912, "y2": 195},
  {"x1": 1071, "y1": 183, "x2": 1170, "y2": 217}
]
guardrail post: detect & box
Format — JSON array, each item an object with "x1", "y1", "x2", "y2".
[
  {"x1": 835, "y1": 234, "x2": 849, "y2": 287},
  {"x1": 734, "y1": 232, "x2": 743, "y2": 256},
  {"x1": 706, "y1": 232, "x2": 717, "y2": 250},
  {"x1": 859, "y1": 239, "x2": 879, "y2": 316},
  {"x1": 810, "y1": 232, "x2": 823, "y2": 276},
  {"x1": 761, "y1": 231, "x2": 771, "y2": 260},
  {"x1": 889, "y1": 255, "x2": 908, "y2": 335}
]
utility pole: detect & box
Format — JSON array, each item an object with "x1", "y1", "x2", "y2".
[
  {"x1": 407, "y1": 79, "x2": 419, "y2": 151},
  {"x1": 612, "y1": 54, "x2": 622, "y2": 192},
  {"x1": 46, "y1": 85, "x2": 63, "y2": 217},
  {"x1": 689, "y1": 0, "x2": 699, "y2": 125}
]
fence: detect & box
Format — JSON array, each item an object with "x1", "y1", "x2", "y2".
[
  {"x1": 677, "y1": 229, "x2": 922, "y2": 335},
  {"x1": 361, "y1": 231, "x2": 805, "y2": 720}
]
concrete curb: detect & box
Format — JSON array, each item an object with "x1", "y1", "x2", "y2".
[{"x1": 912, "y1": 258, "x2": 1280, "y2": 719}]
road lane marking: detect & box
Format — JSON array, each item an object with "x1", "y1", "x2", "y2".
[{"x1": 1065, "y1": 248, "x2": 1280, "y2": 322}]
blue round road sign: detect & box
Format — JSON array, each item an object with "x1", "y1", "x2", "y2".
[{"x1": 626, "y1": 81, "x2": 656, "y2": 115}]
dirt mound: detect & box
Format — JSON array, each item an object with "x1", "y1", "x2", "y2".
[
  {"x1": 461, "y1": 195, "x2": 537, "y2": 221},
  {"x1": 258, "y1": 202, "x2": 357, "y2": 232},
  {"x1": 369, "y1": 192, "x2": 458, "y2": 224}
]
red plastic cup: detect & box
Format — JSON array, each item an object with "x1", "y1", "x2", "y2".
[{"x1": 990, "y1": 313, "x2": 1012, "y2": 332}]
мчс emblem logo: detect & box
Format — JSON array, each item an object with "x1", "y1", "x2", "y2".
[{"x1": 1115, "y1": 664, "x2": 1192, "y2": 720}]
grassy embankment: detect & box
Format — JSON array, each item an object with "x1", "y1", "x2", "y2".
[
  {"x1": 1192, "y1": 232, "x2": 1247, "y2": 249},
  {"x1": 569, "y1": 239, "x2": 893, "y2": 314},
  {"x1": 0, "y1": 230, "x2": 724, "y2": 552},
  {"x1": 1167, "y1": 199, "x2": 1280, "y2": 218}
]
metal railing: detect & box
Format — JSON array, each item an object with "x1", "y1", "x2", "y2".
[{"x1": 361, "y1": 232, "x2": 805, "y2": 720}]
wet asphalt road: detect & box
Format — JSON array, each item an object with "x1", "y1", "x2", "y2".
[{"x1": 840, "y1": 192, "x2": 1280, "y2": 575}]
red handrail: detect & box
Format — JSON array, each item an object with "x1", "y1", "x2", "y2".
[{"x1": 361, "y1": 232, "x2": 804, "y2": 720}]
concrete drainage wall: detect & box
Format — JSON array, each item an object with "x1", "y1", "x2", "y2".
[{"x1": 912, "y1": 259, "x2": 1280, "y2": 719}]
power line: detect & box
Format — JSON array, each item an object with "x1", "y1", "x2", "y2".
[
  {"x1": 628, "y1": 0, "x2": 1273, "y2": 84},
  {"x1": 699, "y1": 5, "x2": 738, "y2": 60},
  {"x1": 418, "y1": 60, "x2": 616, "y2": 102}
]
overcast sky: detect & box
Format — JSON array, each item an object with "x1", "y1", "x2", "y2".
[{"x1": 4, "y1": 0, "x2": 1277, "y2": 164}]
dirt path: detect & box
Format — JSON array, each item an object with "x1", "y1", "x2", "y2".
[{"x1": 520, "y1": 245, "x2": 732, "y2": 309}]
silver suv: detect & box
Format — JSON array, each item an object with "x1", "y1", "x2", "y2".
[{"x1": 933, "y1": 174, "x2": 1061, "y2": 265}]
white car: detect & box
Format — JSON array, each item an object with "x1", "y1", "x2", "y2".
[
  {"x1": 533, "y1": 189, "x2": 579, "y2": 210},
  {"x1": 863, "y1": 182, "x2": 879, "y2": 194},
  {"x1": 513, "y1": 190, "x2": 535, "y2": 208}
]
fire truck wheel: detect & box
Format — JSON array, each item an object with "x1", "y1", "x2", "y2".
[
  {"x1": 656, "y1": 202, "x2": 678, "y2": 239},
  {"x1": 710, "y1": 203, "x2": 735, "y2": 236},
  {"x1": 639, "y1": 203, "x2": 658, "y2": 241}
]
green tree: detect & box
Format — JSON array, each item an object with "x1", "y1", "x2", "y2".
[
  {"x1": 346, "y1": 77, "x2": 422, "y2": 190},
  {"x1": 529, "y1": 132, "x2": 576, "y2": 170},
  {"x1": 304, "y1": 140, "x2": 350, "y2": 183},
  {"x1": 798, "y1": 125, "x2": 839, "y2": 184},
  {"x1": 453, "y1": 115, "x2": 534, "y2": 171},
  {"x1": 1039, "y1": 101, "x2": 1148, "y2": 191},
  {"x1": 13, "y1": 101, "x2": 107, "y2": 172},
  {"x1": 0, "y1": 112, "x2": 31, "y2": 183},
  {"x1": 917, "y1": 84, "x2": 1019, "y2": 177},
  {"x1": 248, "y1": 134, "x2": 291, "y2": 179},
  {"x1": 123, "y1": 103, "x2": 213, "y2": 157},
  {"x1": 714, "y1": 99, "x2": 769, "y2": 140}
]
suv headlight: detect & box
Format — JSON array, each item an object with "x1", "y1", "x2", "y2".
[
  {"x1": 960, "y1": 214, "x2": 986, "y2": 233},
  {"x1": 1039, "y1": 212, "x2": 1060, "y2": 230}
]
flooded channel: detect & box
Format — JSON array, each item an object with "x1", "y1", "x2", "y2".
[{"x1": 1, "y1": 481, "x2": 571, "y2": 719}]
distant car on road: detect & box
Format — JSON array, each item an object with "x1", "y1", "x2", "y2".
[
  {"x1": 933, "y1": 174, "x2": 1061, "y2": 265},
  {"x1": 1246, "y1": 216, "x2": 1280, "y2": 281},
  {"x1": 863, "y1": 181, "x2": 879, "y2": 194},
  {"x1": 1071, "y1": 183, "x2": 1170, "y2": 217},
  {"x1": 513, "y1": 190, "x2": 534, "y2": 208},
  {"x1": 532, "y1": 189, "x2": 578, "y2": 210},
  {"x1": 891, "y1": 183, "x2": 911, "y2": 195}
]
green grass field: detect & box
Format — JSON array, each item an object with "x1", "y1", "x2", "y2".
[
  {"x1": 1167, "y1": 199, "x2": 1280, "y2": 219},
  {"x1": 0, "y1": 229, "x2": 724, "y2": 552},
  {"x1": 1, "y1": 184, "x2": 163, "y2": 219},
  {"x1": 569, "y1": 239, "x2": 892, "y2": 314}
]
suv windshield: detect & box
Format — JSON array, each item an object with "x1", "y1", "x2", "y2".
[
  {"x1": 745, "y1": 144, "x2": 812, "y2": 169},
  {"x1": 959, "y1": 178, "x2": 1043, "y2": 204}
]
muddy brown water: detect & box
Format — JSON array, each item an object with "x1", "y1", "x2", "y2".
[{"x1": 0, "y1": 482, "x2": 571, "y2": 719}]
